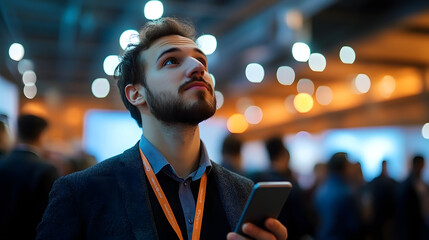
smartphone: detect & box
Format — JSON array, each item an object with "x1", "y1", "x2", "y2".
[{"x1": 234, "y1": 181, "x2": 292, "y2": 236}]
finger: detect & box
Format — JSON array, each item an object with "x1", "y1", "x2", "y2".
[
  {"x1": 265, "y1": 218, "x2": 288, "y2": 240},
  {"x1": 226, "y1": 232, "x2": 248, "y2": 240},
  {"x1": 242, "y1": 223, "x2": 276, "y2": 240}
]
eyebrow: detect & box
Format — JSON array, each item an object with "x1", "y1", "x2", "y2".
[{"x1": 156, "y1": 47, "x2": 207, "y2": 62}]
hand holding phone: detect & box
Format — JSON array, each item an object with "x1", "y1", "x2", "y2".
[{"x1": 234, "y1": 181, "x2": 292, "y2": 237}]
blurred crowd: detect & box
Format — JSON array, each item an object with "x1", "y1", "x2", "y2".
[
  {"x1": 0, "y1": 114, "x2": 428, "y2": 239},
  {"x1": 222, "y1": 134, "x2": 429, "y2": 240}
]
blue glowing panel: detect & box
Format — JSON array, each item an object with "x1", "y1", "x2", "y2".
[
  {"x1": 83, "y1": 110, "x2": 141, "y2": 162},
  {"x1": 199, "y1": 118, "x2": 228, "y2": 164}
]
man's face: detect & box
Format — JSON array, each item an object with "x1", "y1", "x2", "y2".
[{"x1": 139, "y1": 35, "x2": 216, "y2": 125}]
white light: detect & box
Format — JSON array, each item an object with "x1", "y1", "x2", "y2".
[
  {"x1": 144, "y1": 0, "x2": 164, "y2": 20},
  {"x1": 422, "y1": 123, "x2": 429, "y2": 139},
  {"x1": 355, "y1": 73, "x2": 371, "y2": 93},
  {"x1": 18, "y1": 59, "x2": 34, "y2": 74},
  {"x1": 9, "y1": 43, "x2": 25, "y2": 61},
  {"x1": 276, "y1": 66, "x2": 295, "y2": 85},
  {"x1": 210, "y1": 73, "x2": 216, "y2": 87},
  {"x1": 297, "y1": 78, "x2": 314, "y2": 95},
  {"x1": 91, "y1": 78, "x2": 110, "y2": 98},
  {"x1": 23, "y1": 85, "x2": 37, "y2": 99},
  {"x1": 196, "y1": 34, "x2": 217, "y2": 55},
  {"x1": 316, "y1": 86, "x2": 333, "y2": 105},
  {"x1": 245, "y1": 63, "x2": 264, "y2": 83},
  {"x1": 103, "y1": 55, "x2": 120, "y2": 76},
  {"x1": 292, "y1": 42, "x2": 310, "y2": 62},
  {"x1": 119, "y1": 29, "x2": 139, "y2": 50},
  {"x1": 340, "y1": 46, "x2": 356, "y2": 64},
  {"x1": 215, "y1": 91, "x2": 224, "y2": 109},
  {"x1": 244, "y1": 105, "x2": 263, "y2": 124},
  {"x1": 308, "y1": 53, "x2": 326, "y2": 72},
  {"x1": 22, "y1": 70, "x2": 37, "y2": 85}
]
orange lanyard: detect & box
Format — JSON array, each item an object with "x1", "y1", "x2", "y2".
[{"x1": 139, "y1": 148, "x2": 207, "y2": 240}]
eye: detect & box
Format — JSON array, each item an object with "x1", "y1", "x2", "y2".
[
  {"x1": 197, "y1": 57, "x2": 207, "y2": 67},
  {"x1": 163, "y1": 57, "x2": 179, "y2": 66}
]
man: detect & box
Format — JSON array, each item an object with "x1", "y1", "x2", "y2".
[
  {"x1": 396, "y1": 155, "x2": 428, "y2": 240},
  {"x1": 250, "y1": 137, "x2": 307, "y2": 240},
  {"x1": 37, "y1": 18, "x2": 287, "y2": 240},
  {"x1": 314, "y1": 152, "x2": 360, "y2": 240},
  {"x1": 221, "y1": 133, "x2": 244, "y2": 175},
  {"x1": 0, "y1": 114, "x2": 59, "y2": 240}
]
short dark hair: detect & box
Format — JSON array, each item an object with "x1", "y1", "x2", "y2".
[
  {"x1": 221, "y1": 134, "x2": 242, "y2": 156},
  {"x1": 265, "y1": 136, "x2": 289, "y2": 161},
  {"x1": 17, "y1": 114, "x2": 48, "y2": 143},
  {"x1": 328, "y1": 152, "x2": 349, "y2": 174},
  {"x1": 115, "y1": 17, "x2": 196, "y2": 127}
]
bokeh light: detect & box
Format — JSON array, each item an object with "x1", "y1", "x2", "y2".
[
  {"x1": 91, "y1": 78, "x2": 110, "y2": 98},
  {"x1": 245, "y1": 63, "x2": 265, "y2": 83},
  {"x1": 355, "y1": 73, "x2": 371, "y2": 93},
  {"x1": 315, "y1": 86, "x2": 333, "y2": 105},
  {"x1": 210, "y1": 73, "x2": 216, "y2": 87},
  {"x1": 196, "y1": 34, "x2": 217, "y2": 55},
  {"x1": 276, "y1": 66, "x2": 295, "y2": 85},
  {"x1": 23, "y1": 85, "x2": 37, "y2": 99},
  {"x1": 18, "y1": 59, "x2": 34, "y2": 74},
  {"x1": 340, "y1": 46, "x2": 356, "y2": 64},
  {"x1": 22, "y1": 70, "x2": 37, "y2": 85},
  {"x1": 144, "y1": 0, "x2": 164, "y2": 20},
  {"x1": 215, "y1": 91, "x2": 224, "y2": 109},
  {"x1": 297, "y1": 78, "x2": 314, "y2": 95},
  {"x1": 236, "y1": 97, "x2": 254, "y2": 113},
  {"x1": 227, "y1": 114, "x2": 248, "y2": 133},
  {"x1": 244, "y1": 105, "x2": 263, "y2": 124},
  {"x1": 308, "y1": 53, "x2": 326, "y2": 72},
  {"x1": 119, "y1": 29, "x2": 139, "y2": 50},
  {"x1": 292, "y1": 42, "x2": 310, "y2": 62},
  {"x1": 422, "y1": 123, "x2": 429, "y2": 139},
  {"x1": 103, "y1": 55, "x2": 120, "y2": 76},
  {"x1": 9, "y1": 43, "x2": 25, "y2": 61},
  {"x1": 378, "y1": 75, "x2": 396, "y2": 98},
  {"x1": 293, "y1": 93, "x2": 313, "y2": 113}
]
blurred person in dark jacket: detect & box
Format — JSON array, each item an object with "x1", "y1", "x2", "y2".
[
  {"x1": 250, "y1": 136, "x2": 308, "y2": 240},
  {"x1": 0, "y1": 114, "x2": 59, "y2": 240},
  {"x1": 314, "y1": 152, "x2": 360, "y2": 240},
  {"x1": 396, "y1": 155, "x2": 428, "y2": 240},
  {"x1": 220, "y1": 133, "x2": 244, "y2": 175}
]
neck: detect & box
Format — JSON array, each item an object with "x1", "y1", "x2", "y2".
[{"x1": 143, "y1": 118, "x2": 202, "y2": 178}]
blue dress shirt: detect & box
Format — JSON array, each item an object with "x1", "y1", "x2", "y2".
[{"x1": 139, "y1": 135, "x2": 212, "y2": 240}]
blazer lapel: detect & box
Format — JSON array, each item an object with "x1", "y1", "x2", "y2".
[{"x1": 115, "y1": 143, "x2": 158, "y2": 239}]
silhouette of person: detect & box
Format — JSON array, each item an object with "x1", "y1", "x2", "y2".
[
  {"x1": 220, "y1": 133, "x2": 244, "y2": 175},
  {"x1": 396, "y1": 155, "x2": 428, "y2": 240},
  {"x1": 314, "y1": 152, "x2": 360, "y2": 240},
  {"x1": 0, "y1": 114, "x2": 59, "y2": 239}
]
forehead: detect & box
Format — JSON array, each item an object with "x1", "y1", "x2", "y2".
[{"x1": 141, "y1": 35, "x2": 200, "y2": 62}]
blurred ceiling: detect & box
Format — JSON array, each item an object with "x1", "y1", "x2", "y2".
[{"x1": 1, "y1": 0, "x2": 429, "y2": 139}]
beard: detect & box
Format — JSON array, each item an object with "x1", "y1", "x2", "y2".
[{"x1": 144, "y1": 78, "x2": 217, "y2": 125}]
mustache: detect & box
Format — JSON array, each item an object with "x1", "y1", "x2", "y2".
[{"x1": 179, "y1": 77, "x2": 213, "y2": 94}]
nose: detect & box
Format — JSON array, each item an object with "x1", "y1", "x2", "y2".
[{"x1": 184, "y1": 57, "x2": 205, "y2": 78}]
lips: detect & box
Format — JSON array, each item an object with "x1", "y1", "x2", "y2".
[{"x1": 183, "y1": 81, "x2": 210, "y2": 91}]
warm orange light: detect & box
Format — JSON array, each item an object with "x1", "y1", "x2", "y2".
[
  {"x1": 293, "y1": 93, "x2": 313, "y2": 113},
  {"x1": 227, "y1": 114, "x2": 248, "y2": 133},
  {"x1": 64, "y1": 107, "x2": 82, "y2": 127},
  {"x1": 21, "y1": 102, "x2": 48, "y2": 118}
]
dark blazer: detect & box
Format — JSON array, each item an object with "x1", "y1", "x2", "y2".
[
  {"x1": 0, "y1": 149, "x2": 59, "y2": 240},
  {"x1": 37, "y1": 143, "x2": 254, "y2": 240}
]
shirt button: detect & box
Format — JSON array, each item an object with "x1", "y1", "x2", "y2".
[
  {"x1": 188, "y1": 218, "x2": 194, "y2": 224},
  {"x1": 184, "y1": 181, "x2": 188, "y2": 186}
]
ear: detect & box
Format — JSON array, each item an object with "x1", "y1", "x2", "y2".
[{"x1": 125, "y1": 84, "x2": 146, "y2": 106}]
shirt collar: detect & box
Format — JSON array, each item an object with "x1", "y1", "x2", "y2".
[{"x1": 139, "y1": 135, "x2": 212, "y2": 181}]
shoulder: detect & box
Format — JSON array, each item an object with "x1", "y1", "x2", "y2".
[{"x1": 211, "y1": 161, "x2": 254, "y2": 193}]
